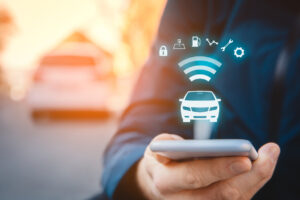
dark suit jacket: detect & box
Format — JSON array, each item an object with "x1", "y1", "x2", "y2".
[{"x1": 100, "y1": 1, "x2": 300, "y2": 199}]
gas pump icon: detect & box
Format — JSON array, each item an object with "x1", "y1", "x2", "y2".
[{"x1": 192, "y1": 36, "x2": 201, "y2": 47}]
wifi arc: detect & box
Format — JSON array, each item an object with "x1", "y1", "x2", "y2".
[{"x1": 178, "y1": 56, "x2": 222, "y2": 82}]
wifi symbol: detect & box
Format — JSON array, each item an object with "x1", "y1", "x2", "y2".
[{"x1": 178, "y1": 56, "x2": 222, "y2": 82}]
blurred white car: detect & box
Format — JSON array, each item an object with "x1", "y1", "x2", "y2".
[
  {"x1": 27, "y1": 42, "x2": 113, "y2": 119},
  {"x1": 179, "y1": 91, "x2": 221, "y2": 123}
]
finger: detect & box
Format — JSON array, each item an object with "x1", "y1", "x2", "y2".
[
  {"x1": 207, "y1": 143, "x2": 280, "y2": 200},
  {"x1": 138, "y1": 134, "x2": 184, "y2": 200},
  {"x1": 145, "y1": 133, "x2": 184, "y2": 164},
  {"x1": 152, "y1": 156, "x2": 251, "y2": 194},
  {"x1": 144, "y1": 133, "x2": 184, "y2": 178}
]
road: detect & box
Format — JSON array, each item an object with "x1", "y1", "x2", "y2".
[{"x1": 0, "y1": 93, "x2": 117, "y2": 200}]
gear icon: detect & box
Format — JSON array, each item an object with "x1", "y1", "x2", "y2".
[{"x1": 234, "y1": 47, "x2": 244, "y2": 58}]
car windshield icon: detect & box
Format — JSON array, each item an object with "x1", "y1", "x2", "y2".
[{"x1": 179, "y1": 91, "x2": 221, "y2": 123}]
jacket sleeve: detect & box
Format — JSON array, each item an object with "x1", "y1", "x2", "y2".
[{"x1": 101, "y1": 0, "x2": 232, "y2": 198}]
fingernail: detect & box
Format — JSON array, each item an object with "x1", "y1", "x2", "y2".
[
  {"x1": 155, "y1": 153, "x2": 170, "y2": 164},
  {"x1": 268, "y1": 146, "x2": 280, "y2": 162},
  {"x1": 230, "y1": 161, "x2": 249, "y2": 174},
  {"x1": 170, "y1": 134, "x2": 183, "y2": 140}
]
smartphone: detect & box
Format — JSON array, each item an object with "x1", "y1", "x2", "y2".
[{"x1": 150, "y1": 139, "x2": 258, "y2": 161}]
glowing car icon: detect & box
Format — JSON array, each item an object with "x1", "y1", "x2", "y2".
[{"x1": 179, "y1": 91, "x2": 221, "y2": 123}]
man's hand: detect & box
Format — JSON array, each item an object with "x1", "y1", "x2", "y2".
[{"x1": 136, "y1": 134, "x2": 280, "y2": 200}]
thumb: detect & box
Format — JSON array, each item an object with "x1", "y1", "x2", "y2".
[
  {"x1": 147, "y1": 133, "x2": 184, "y2": 164},
  {"x1": 222, "y1": 143, "x2": 280, "y2": 200},
  {"x1": 257, "y1": 143, "x2": 280, "y2": 166}
]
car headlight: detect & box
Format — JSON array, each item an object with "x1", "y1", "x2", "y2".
[
  {"x1": 209, "y1": 106, "x2": 218, "y2": 111},
  {"x1": 182, "y1": 106, "x2": 191, "y2": 111}
]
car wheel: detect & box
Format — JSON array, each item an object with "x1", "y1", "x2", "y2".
[
  {"x1": 183, "y1": 119, "x2": 190, "y2": 123},
  {"x1": 210, "y1": 119, "x2": 217, "y2": 122}
]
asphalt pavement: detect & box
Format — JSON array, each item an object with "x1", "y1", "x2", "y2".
[{"x1": 0, "y1": 93, "x2": 117, "y2": 200}]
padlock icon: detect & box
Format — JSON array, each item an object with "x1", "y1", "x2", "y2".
[{"x1": 159, "y1": 45, "x2": 168, "y2": 56}]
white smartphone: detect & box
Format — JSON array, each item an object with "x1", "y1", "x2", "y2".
[{"x1": 150, "y1": 139, "x2": 258, "y2": 161}]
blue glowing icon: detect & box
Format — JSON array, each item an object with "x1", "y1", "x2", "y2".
[
  {"x1": 159, "y1": 45, "x2": 168, "y2": 56},
  {"x1": 178, "y1": 56, "x2": 222, "y2": 82},
  {"x1": 179, "y1": 91, "x2": 221, "y2": 123},
  {"x1": 234, "y1": 47, "x2": 244, "y2": 58},
  {"x1": 220, "y1": 39, "x2": 233, "y2": 52},
  {"x1": 192, "y1": 36, "x2": 201, "y2": 47},
  {"x1": 173, "y1": 39, "x2": 186, "y2": 50},
  {"x1": 206, "y1": 38, "x2": 218, "y2": 46}
]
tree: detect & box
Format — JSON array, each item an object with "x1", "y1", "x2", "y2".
[{"x1": 0, "y1": 5, "x2": 14, "y2": 90}]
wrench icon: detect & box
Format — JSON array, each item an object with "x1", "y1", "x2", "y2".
[{"x1": 220, "y1": 39, "x2": 233, "y2": 52}]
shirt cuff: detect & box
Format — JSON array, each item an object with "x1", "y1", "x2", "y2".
[{"x1": 101, "y1": 133, "x2": 150, "y2": 198}]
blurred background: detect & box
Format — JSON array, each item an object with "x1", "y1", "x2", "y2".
[{"x1": 0, "y1": 0, "x2": 165, "y2": 199}]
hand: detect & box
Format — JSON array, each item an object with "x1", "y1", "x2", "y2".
[{"x1": 136, "y1": 133, "x2": 280, "y2": 200}]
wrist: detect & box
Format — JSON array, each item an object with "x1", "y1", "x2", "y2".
[{"x1": 113, "y1": 159, "x2": 146, "y2": 200}]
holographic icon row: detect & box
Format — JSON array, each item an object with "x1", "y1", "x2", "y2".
[
  {"x1": 178, "y1": 56, "x2": 222, "y2": 123},
  {"x1": 159, "y1": 36, "x2": 244, "y2": 58}
]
